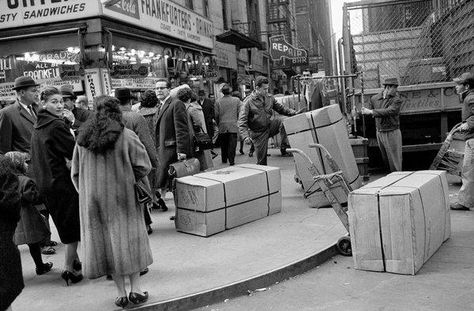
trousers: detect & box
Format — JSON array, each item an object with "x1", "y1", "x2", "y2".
[
  {"x1": 219, "y1": 133, "x2": 237, "y2": 165},
  {"x1": 376, "y1": 129, "x2": 402, "y2": 172},
  {"x1": 459, "y1": 138, "x2": 474, "y2": 208},
  {"x1": 251, "y1": 118, "x2": 287, "y2": 165}
]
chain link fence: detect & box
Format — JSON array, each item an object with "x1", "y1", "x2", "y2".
[{"x1": 345, "y1": 0, "x2": 474, "y2": 89}]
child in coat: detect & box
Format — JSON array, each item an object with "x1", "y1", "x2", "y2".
[{"x1": 5, "y1": 152, "x2": 53, "y2": 276}]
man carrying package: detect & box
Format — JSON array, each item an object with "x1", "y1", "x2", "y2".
[
  {"x1": 238, "y1": 76, "x2": 303, "y2": 165},
  {"x1": 450, "y1": 72, "x2": 474, "y2": 211}
]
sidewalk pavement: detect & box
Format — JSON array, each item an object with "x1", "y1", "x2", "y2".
[{"x1": 11, "y1": 148, "x2": 462, "y2": 311}]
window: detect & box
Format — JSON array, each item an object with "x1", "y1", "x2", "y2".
[
  {"x1": 203, "y1": 0, "x2": 209, "y2": 17},
  {"x1": 185, "y1": 0, "x2": 193, "y2": 10}
]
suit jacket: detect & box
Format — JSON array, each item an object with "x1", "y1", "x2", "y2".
[
  {"x1": 215, "y1": 95, "x2": 241, "y2": 133},
  {"x1": 153, "y1": 97, "x2": 191, "y2": 188},
  {"x1": 0, "y1": 101, "x2": 38, "y2": 154},
  {"x1": 200, "y1": 98, "x2": 215, "y2": 138}
]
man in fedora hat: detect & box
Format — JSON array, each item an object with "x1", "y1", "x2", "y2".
[
  {"x1": 450, "y1": 72, "x2": 474, "y2": 211},
  {"x1": 362, "y1": 77, "x2": 403, "y2": 172},
  {"x1": 0, "y1": 76, "x2": 40, "y2": 154}
]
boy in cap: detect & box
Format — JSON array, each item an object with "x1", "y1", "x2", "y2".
[
  {"x1": 362, "y1": 77, "x2": 403, "y2": 172},
  {"x1": 450, "y1": 72, "x2": 474, "y2": 210}
]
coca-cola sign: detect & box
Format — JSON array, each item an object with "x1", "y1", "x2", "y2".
[{"x1": 106, "y1": 0, "x2": 139, "y2": 19}]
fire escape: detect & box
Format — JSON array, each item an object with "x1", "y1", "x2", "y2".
[{"x1": 266, "y1": 0, "x2": 297, "y2": 75}]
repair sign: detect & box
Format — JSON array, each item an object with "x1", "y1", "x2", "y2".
[{"x1": 269, "y1": 35, "x2": 308, "y2": 66}]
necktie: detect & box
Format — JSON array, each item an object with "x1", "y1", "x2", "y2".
[{"x1": 28, "y1": 106, "x2": 37, "y2": 120}]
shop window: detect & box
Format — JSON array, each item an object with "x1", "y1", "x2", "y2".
[{"x1": 0, "y1": 47, "x2": 83, "y2": 103}]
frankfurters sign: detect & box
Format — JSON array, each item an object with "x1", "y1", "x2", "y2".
[{"x1": 269, "y1": 35, "x2": 308, "y2": 66}]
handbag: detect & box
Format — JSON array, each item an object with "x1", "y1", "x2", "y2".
[
  {"x1": 168, "y1": 157, "x2": 201, "y2": 179},
  {"x1": 193, "y1": 129, "x2": 213, "y2": 150},
  {"x1": 135, "y1": 181, "x2": 154, "y2": 205}
]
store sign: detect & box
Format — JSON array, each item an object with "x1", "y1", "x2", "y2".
[
  {"x1": 102, "y1": 0, "x2": 214, "y2": 49},
  {"x1": 269, "y1": 35, "x2": 308, "y2": 66},
  {"x1": 0, "y1": 0, "x2": 101, "y2": 29},
  {"x1": 84, "y1": 68, "x2": 105, "y2": 102},
  {"x1": 59, "y1": 64, "x2": 84, "y2": 80},
  {"x1": 110, "y1": 64, "x2": 149, "y2": 78},
  {"x1": 111, "y1": 77, "x2": 161, "y2": 89},
  {"x1": 215, "y1": 42, "x2": 237, "y2": 69}
]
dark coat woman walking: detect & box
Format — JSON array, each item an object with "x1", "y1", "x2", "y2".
[{"x1": 30, "y1": 87, "x2": 82, "y2": 286}]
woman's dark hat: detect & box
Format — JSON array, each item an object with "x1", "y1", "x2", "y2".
[
  {"x1": 12, "y1": 76, "x2": 40, "y2": 91},
  {"x1": 115, "y1": 88, "x2": 131, "y2": 100}
]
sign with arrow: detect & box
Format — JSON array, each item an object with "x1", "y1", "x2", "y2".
[{"x1": 269, "y1": 35, "x2": 309, "y2": 66}]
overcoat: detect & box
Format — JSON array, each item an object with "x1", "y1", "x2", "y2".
[
  {"x1": 0, "y1": 101, "x2": 38, "y2": 154},
  {"x1": 13, "y1": 175, "x2": 49, "y2": 245},
  {"x1": 215, "y1": 95, "x2": 241, "y2": 134},
  {"x1": 153, "y1": 97, "x2": 191, "y2": 188},
  {"x1": 30, "y1": 109, "x2": 80, "y2": 244},
  {"x1": 71, "y1": 128, "x2": 153, "y2": 278}
]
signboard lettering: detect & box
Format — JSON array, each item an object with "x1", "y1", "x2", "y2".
[
  {"x1": 269, "y1": 35, "x2": 308, "y2": 66},
  {"x1": 0, "y1": 0, "x2": 100, "y2": 29},
  {"x1": 103, "y1": 0, "x2": 213, "y2": 49}
]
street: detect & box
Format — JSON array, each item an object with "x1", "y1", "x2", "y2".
[{"x1": 195, "y1": 212, "x2": 474, "y2": 311}]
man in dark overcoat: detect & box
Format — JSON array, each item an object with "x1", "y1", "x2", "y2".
[
  {"x1": 0, "y1": 76, "x2": 40, "y2": 154},
  {"x1": 153, "y1": 79, "x2": 191, "y2": 193}
]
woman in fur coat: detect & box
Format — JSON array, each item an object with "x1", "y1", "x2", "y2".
[{"x1": 71, "y1": 96, "x2": 153, "y2": 308}]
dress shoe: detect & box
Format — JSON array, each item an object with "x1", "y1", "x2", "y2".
[
  {"x1": 158, "y1": 198, "x2": 168, "y2": 212},
  {"x1": 248, "y1": 151, "x2": 253, "y2": 157},
  {"x1": 115, "y1": 296, "x2": 128, "y2": 308},
  {"x1": 129, "y1": 291, "x2": 149, "y2": 305},
  {"x1": 450, "y1": 202, "x2": 470, "y2": 210},
  {"x1": 140, "y1": 267, "x2": 149, "y2": 276},
  {"x1": 73, "y1": 259, "x2": 82, "y2": 271},
  {"x1": 36, "y1": 262, "x2": 53, "y2": 275},
  {"x1": 41, "y1": 246, "x2": 56, "y2": 255},
  {"x1": 147, "y1": 225, "x2": 153, "y2": 235},
  {"x1": 239, "y1": 149, "x2": 244, "y2": 155}
]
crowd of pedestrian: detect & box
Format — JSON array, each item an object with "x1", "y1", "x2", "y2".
[{"x1": 0, "y1": 73, "x2": 301, "y2": 310}]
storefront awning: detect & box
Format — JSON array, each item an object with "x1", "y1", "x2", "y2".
[{"x1": 216, "y1": 29, "x2": 263, "y2": 50}]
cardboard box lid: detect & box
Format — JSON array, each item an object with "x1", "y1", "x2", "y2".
[
  {"x1": 196, "y1": 167, "x2": 268, "y2": 207},
  {"x1": 351, "y1": 172, "x2": 413, "y2": 195},
  {"x1": 175, "y1": 176, "x2": 225, "y2": 212},
  {"x1": 307, "y1": 104, "x2": 343, "y2": 127},
  {"x1": 235, "y1": 164, "x2": 281, "y2": 193},
  {"x1": 283, "y1": 112, "x2": 311, "y2": 135}
]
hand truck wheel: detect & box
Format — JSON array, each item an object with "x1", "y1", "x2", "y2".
[{"x1": 337, "y1": 236, "x2": 352, "y2": 256}]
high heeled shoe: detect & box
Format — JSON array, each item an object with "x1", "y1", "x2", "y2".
[
  {"x1": 114, "y1": 296, "x2": 129, "y2": 308},
  {"x1": 128, "y1": 291, "x2": 149, "y2": 305},
  {"x1": 61, "y1": 270, "x2": 83, "y2": 286}
]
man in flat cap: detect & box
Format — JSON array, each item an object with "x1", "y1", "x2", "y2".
[
  {"x1": 362, "y1": 77, "x2": 403, "y2": 172},
  {"x1": 450, "y1": 72, "x2": 474, "y2": 211},
  {"x1": 0, "y1": 76, "x2": 40, "y2": 154}
]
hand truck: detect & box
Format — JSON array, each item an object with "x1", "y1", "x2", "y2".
[
  {"x1": 287, "y1": 143, "x2": 353, "y2": 256},
  {"x1": 430, "y1": 122, "x2": 464, "y2": 176}
]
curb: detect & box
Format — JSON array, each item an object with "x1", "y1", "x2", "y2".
[{"x1": 132, "y1": 243, "x2": 338, "y2": 311}]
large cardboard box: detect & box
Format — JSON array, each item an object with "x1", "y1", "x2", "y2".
[
  {"x1": 348, "y1": 171, "x2": 451, "y2": 275},
  {"x1": 284, "y1": 104, "x2": 362, "y2": 207},
  {"x1": 175, "y1": 176, "x2": 226, "y2": 236},
  {"x1": 175, "y1": 165, "x2": 282, "y2": 236}
]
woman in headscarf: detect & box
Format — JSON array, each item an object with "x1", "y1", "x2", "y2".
[
  {"x1": 72, "y1": 96, "x2": 152, "y2": 308},
  {"x1": 30, "y1": 87, "x2": 82, "y2": 286}
]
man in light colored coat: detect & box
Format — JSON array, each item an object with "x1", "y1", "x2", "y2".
[{"x1": 215, "y1": 84, "x2": 241, "y2": 166}]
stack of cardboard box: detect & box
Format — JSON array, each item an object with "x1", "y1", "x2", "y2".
[
  {"x1": 283, "y1": 104, "x2": 362, "y2": 208},
  {"x1": 174, "y1": 164, "x2": 281, "y2": 237},
  {"x1": 348, "y1": 171, "x2": 451, "y2": 275}
]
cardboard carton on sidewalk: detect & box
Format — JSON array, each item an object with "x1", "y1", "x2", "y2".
[
  {"x1": 175, "y1": 165, "x2": 282, "y2": 237},
  {"x1": 283, "y1": 104, "x2": 361, "y2": 208},
  {"x1": 348, "y1": 171, "x2": 451, "y2": 275}
]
